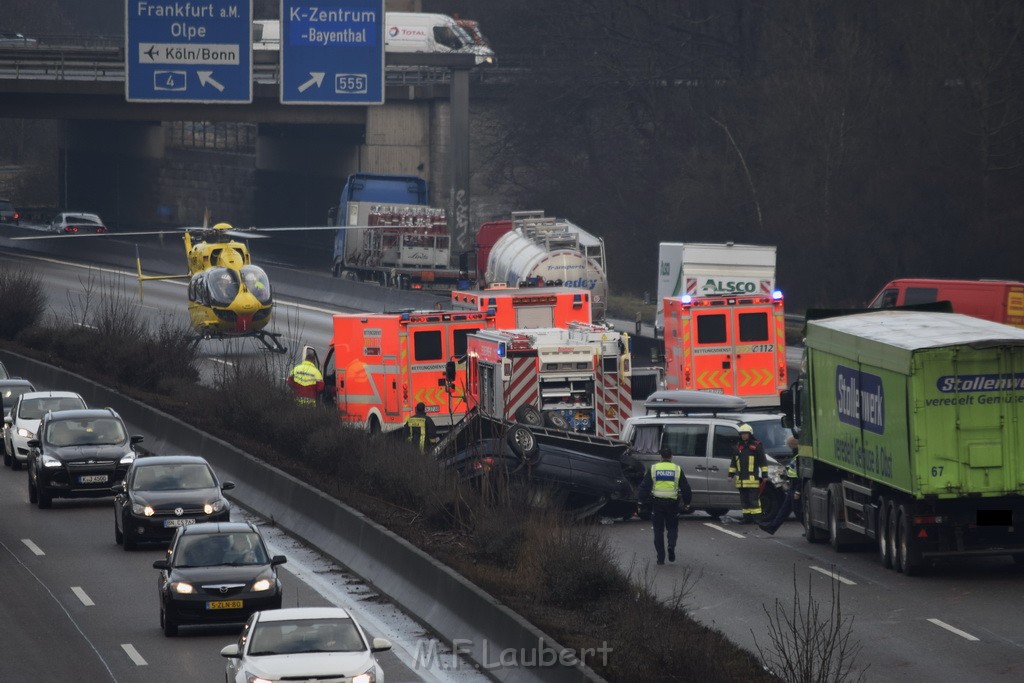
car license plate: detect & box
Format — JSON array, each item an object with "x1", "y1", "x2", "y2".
[
  {"x1": 79, "y1": 474, "x2": 108, "y2": 484},
  {"x1": 207, "y1": 600, "x2": 243, "y2": 610},
  {"x1": 163, "y1": 518, "x2": 196, "y2": 528}
]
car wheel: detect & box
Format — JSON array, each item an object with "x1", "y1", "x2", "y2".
[
  {"x1": 514, "y1": 405, "x2": 543, "y2": 428},
  {"x1": 114, "y1": 510, "x2": 124, "y2": 545},
  {"x1": 3, "y1": 442, "x2": 11, "y2": 467},
  {"x1": 704, "y1": 508, "x2": 729, "y2": 519},
  {"x1": 11, "y1": 456, "x2": 22, "y2": 471},
  {"x1": 122, "y1": 526, "x2": 135, "y2": 551},
  {"x1": 37, "y1": 487, "x2": 52, "y2": 509},
  {"x1": 760, "y1": 486, "x2": 783, "y2": 525},
  {"x1": 27, "y1": 473, "x2": 37, "y2": 504},
  {"x1": 161, "y1": 607, "x2": 178, "y2": 637},
  {"x1": 542, "y1": 410, "x2": 570, "y2": 430},
  {"x1": 506, "y1": 424, "x2": 539, "y2": 461},
  {"x1": 877, "y1": 496, "x2": 892, "y2": 569}
]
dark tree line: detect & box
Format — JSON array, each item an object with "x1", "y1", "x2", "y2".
[{"x1": 430, "y1": 0, "x2": 1024, "y2": 310}]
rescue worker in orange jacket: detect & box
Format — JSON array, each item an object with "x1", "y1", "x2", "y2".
[
  {"x1": 287, "y1": 348, "x2": 324, "y2": 407},
  {"x1": 404, "y1": 402, "x2": 438, "y2": 452},
  {"x1": 728, "y1": 423, "x2": 768, "y2": 524}
]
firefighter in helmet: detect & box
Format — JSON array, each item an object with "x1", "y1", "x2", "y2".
[
  {"x1": 728, "y1": 423, "x2": 768, "y2": 524},
  {"x1": 404, "y1": 402, "x2": 438, "y2": 452}
]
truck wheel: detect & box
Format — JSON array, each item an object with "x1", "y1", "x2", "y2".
[
  {"x1": 803, "y1": 482, "x2": 826, "y2": 543},
  {"x1": 877, "y1": 497, "x2": 892, "y2": 568},
  {"x1": 507, "y1": 425, "x2": 539, "y2": 461},
  {"x1": 514, "y1": 405, "x2": 543, "y2": 428},
  {"x1": 896, "y1": 504, "x2": 923, "y2": 576},
  {"x1": 887, "y1": 500, "x2": 900, "y2": 571},
  {"x1": 543, "y1": 410, "x2": 570, "y2": 431},
  {"x1": 827, "y1": 483, "x2": 850, "y2": 552},
  {"x1": 704, "y1": 508, "x2": 729, "y2": 519}
]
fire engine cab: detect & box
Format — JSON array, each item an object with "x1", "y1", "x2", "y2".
[
  {"x1": 662, "y1": 292, "x2": 787, "y2": 407},
  {"x1": 321, "y1": 309, "x2": 495, "y2": 433},
  {"x1": 450, "y1": 285, "x2": 592, "y2": 329},
  {"x1": 464, "y1": 323, "x2": 633, "y2": 438}
]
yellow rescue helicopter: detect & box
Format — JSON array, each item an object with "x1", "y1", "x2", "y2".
[{"x1": 15, "y1": 217, "x2": 285, "y2": 353}]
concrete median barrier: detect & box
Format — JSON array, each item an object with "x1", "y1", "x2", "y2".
[{"x1": 0, "y1": 349, "x2": 605, "y2": 683}]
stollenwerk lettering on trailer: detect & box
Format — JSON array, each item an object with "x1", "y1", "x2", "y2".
[
  {"x1": 126, "y1": 0, "x2": 253, "y2": 103},
  {"x1": 280, "y1": 0, "x2": 385, "y2": 105}
]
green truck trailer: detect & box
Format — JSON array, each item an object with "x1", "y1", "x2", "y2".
[{"x1": 781, "y1": 310, "x2": 1024, "y2": 575}]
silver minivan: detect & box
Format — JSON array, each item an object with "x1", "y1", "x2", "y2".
[{"x1": 621, "y1": 391, "x2": 793, "y2": 519}]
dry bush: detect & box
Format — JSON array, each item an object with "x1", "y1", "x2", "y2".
[
  {"x1": 755, "y1": 568, "x2": 866, "y2": 683},
  {"x1": 360, "y1": 436, "x2": 464, "y2": 524},
  {"x1": 0, "y1": 267, "x2": 46, "y2": 339}
]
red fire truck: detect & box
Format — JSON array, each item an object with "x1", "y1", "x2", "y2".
[
  {"x1": 321, "y1": 309, "x2": 495, "y2": 433},
  {"x1": 662, "y1": 292, "x2": 787, "y2": 407},
  {"x1": 464, "y1": 323, "x2": 633, "y2": 438},
  {"x1": 449, "y1": 285, "x2": 593, "y2": 329}
]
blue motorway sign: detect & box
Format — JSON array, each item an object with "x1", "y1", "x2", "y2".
[
  {"x1": 126, "y1": 0, "x2": 253, "y2": 103},
  {"x1": 280, "y1": 0, "x2": 385, "y2": 105}
]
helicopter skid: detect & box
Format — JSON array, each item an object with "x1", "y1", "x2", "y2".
[{"x1": 190, "y1": 329, "x2": 288, "y2": 354}]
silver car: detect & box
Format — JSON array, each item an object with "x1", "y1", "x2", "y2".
[{"x1": 4, "y1": 391, "x2": 87, "y2": 470}]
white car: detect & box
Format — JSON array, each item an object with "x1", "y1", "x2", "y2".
[
  {"x1": 4, "y1": 391, "x2": 86, "y2": 470},
  {"x1": 222, "y1": 607, "x2": 391, "y2": 683},
  {"x1": 49, "y1": 212, "x2": 107, "y2": 234}
]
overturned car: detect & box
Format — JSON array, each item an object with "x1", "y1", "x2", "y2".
[{"x1": 432, "y1": 408, "x2": 642, "y2": 519}]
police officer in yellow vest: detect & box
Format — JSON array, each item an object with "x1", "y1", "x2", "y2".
[
  {"x1": 729, "y1": 423, "x2": 768, "y2": 524},
  {"x1": 403, "y1": 402, "x2": 438, "y2": 452},
  {"x1": 638, "y1": 445, "x2": 693, "y2": 565}
]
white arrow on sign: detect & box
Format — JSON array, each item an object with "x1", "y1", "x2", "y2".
[
  {"x1": 197, "y1": 71, "x2": 225, "y2": 92},
  {"x1": 298, "y1": 72, "x2": 326, "y2": 93}
]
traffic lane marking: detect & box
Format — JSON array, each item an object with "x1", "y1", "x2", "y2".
[
  {"x1": 928, "y1": 618, "x2": 979, "y2": 642},
  {"x1": 703, "y1": 523, "x2": 746, "y2": 539},
  {"x1": 810, "y1": 565, "x2": 856, "y2": 585},
  {"x1": 22, "y1": 539, "x2": 45, "y2": 555},
  {"x1": 71, "y1": 586, "x2": 95, "y2": 606},
  {"x1": 121, "y1": 643, "x2": 148, "y2": 666}
]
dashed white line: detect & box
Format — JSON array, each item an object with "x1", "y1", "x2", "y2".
[
  {"x1": 21, "y1": 539, "x2": 45, "y2": 555},
  {"x1": 121, "y1": 643, "x2": 148, "y2": 666},
  {"x1": 809, "y1": 566, "x2": 856, "y2": 585},
  {"x1": 209, "y1": 358, "x2": 235, "y2": 367},
  {"x1": 928, "y1": 618, "x2": 979, "y2": 641},
  {"x1": 703, "y1": 523, "x2": 746, "y2": 539},
  {"x1": 71, "y1": 586, "x2": 95, "y2": 606}
]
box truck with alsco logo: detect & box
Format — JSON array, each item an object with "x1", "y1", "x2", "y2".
[{"x1": 781, "y1": 310, "x2": 1024, "y2": 574}]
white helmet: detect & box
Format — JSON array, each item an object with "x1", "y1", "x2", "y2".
[{"x1": 738, "y1": 423, "x2": 754, "y2": 434}]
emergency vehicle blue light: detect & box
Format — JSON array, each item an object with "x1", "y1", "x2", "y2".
[
  {"x1": 772, "y1": 290, "x2": 783, "y2": 300},
  {"x1": 680, "y1": 294, "x2": 693, "y2": 304},
  {"x1": 497, "y1": 343, "x2": 506, "y2": 358},
  {"x1": 401, "y1": 312, "x2": 411, "y2": 321},
  {"x1": 486, "y1": 306, "x2": 497, "y2": 316}
]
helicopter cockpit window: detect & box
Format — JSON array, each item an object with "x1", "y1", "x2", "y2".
[
  {"x1": 207, "y1": 267, "x2": 240, "y2": 306},
  {"x1": 240, "y1": 265, "x2": 272, "y2": 304}
]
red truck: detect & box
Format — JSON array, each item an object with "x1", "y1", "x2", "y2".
[{"x1": 869, "y1": 278, "x2": 1024, "y2": 328}]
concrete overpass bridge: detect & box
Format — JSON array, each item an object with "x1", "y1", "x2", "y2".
[{"x1": 0, "y1": 38, "x2": 510, "y2": 238}]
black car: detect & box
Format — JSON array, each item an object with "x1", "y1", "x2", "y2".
[
  {"x1": 113, "y1": 455, "x2": 235, "y2": 550},
  {"x1": 153, "y1": 521, "x2": 287, "y2": 636},
  {"x1": 0, "y1": 198, "x2": 19, "y2": 224},
  {"x1": 0, "y1": 378, "x2": 35, "y2": 421},
  {"x1": 27, "y1": 408, "x2": 143, "y2": 508},
  {"x1": 436, "y1": 409, "x2": 639, "y2": 518}
]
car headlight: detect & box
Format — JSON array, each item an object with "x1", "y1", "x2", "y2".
[
  {"x1": 766, "y1": 463, "x2": 785, "y2": 485},
  {"x1": 353, "y1": 668, "x2": 377, "y2": 683},
  {"x1": 119, "y1": 452, "x2": 136, "y2": 465},
  {"x1": 16, "y1": 427, "x2": 33, "y2": 438},
  {"x1": 132, "y1": 503, "x2": 155, "y2": 516},
  {"x1": 204, "y1": 499, "x2": 226, "y2": 514},
  {"x1": 251, "y1": 578, "x2": 272, "y2": 592},
  {"x1": 41, "y1": 454, "x2": 62, "y2": 468},
  {"x1": 244, "y1": 674, "x2": 273, "y2": 683},
  {"x1": 172, "y1": 581, "x2": 194, "y2": 594}
]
